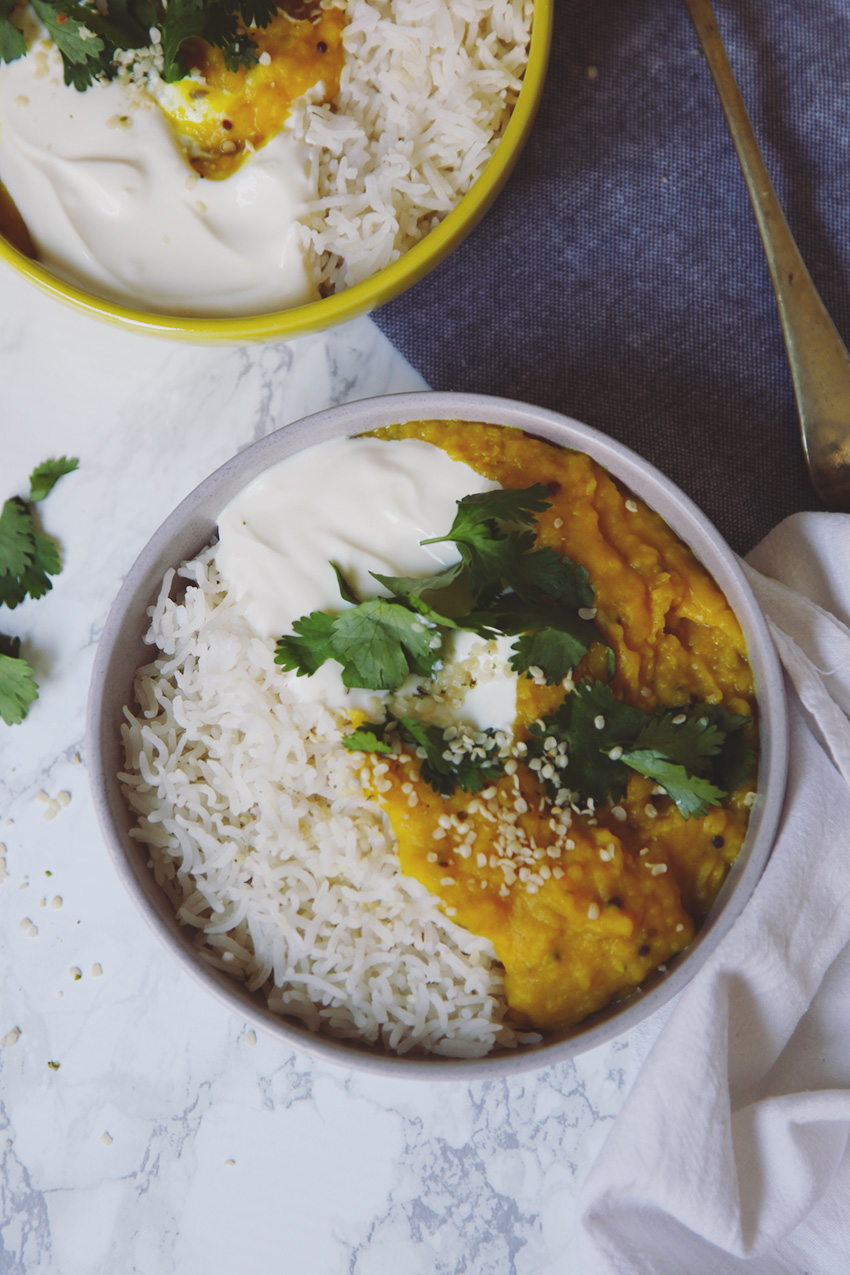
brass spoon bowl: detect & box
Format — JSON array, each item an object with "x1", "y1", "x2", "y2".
[{"x1": 684, "y1": 0, "x2": 850, "y2": 509}]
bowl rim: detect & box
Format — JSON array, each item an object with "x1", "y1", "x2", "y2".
[
  {"x1": 0, "y1": 0, "x2": 553, "y2": 342},
  {"x1": 86, "y1": 390, "x2": 789, "y2": 1077}
]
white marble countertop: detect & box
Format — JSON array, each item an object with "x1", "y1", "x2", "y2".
[{"x1": 0, "y1": 268, "x2": 631, "y2": 1274}]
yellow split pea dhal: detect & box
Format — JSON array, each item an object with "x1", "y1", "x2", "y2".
[{"x1": 358, "y1": 421, "x2": 758, "y2": 1032}]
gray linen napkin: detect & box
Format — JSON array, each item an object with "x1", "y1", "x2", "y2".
[{"x1": 374, "y1": 0, "x2": 850, "y2": 554}]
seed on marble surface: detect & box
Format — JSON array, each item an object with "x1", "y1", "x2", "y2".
[
  {"x1": 1, "y1": 1027, "x2": 21, "y2": 1047},
  {"x1": 51, "y1": 896, "x2": 63, "y2": 909},
  {"x1": 70, "y1": 967, "x2": 82, "y2": 980},
  {"x1": 91, "y1": 963, "x2": 103, "y2": 977},
  {"x1": 19, "y1": 917, "x2": 37, "y2": 936},
  {"x1": 101, "y1": 1132, "x2": 113, "y2": 1146},
  {"x1": 244, "y1": 1030, "x2": 257, "y2": 1046}
]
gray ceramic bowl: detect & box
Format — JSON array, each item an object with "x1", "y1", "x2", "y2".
[{"x1": 87, "y1": 391, "x2": 788, "y2": 1077}]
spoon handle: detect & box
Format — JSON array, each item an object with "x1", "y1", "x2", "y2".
[{"x1": 684, "y1": 0, "x2": 850, "y2": 509}]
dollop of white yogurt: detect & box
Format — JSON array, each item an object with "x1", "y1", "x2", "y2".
[
  {"x1": 216, "y1": 435, "x2": 519, "y2": 728},
  {"x1": 0, "y1": 41, "x2": 318, "y2": 315}
]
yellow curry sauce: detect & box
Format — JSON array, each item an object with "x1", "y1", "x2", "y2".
[
  {"x1": 358, "y1": 421, "x2": 757, "y2": 1032},
  {"x1": 158, "y1": 3, "x2": 346, "y2": 179}
]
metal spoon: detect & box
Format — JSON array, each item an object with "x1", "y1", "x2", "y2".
[{"x1": 683, "y1": 0, "x2": 850, "y2": 510}]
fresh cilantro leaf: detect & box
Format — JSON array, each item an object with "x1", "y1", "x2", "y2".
[
  {"x1": 0, "y1": 632, "x2": 20, "y2": 657},
  {"x1": 342, "y1": 715, "x2": 505, "y2": 797},
  {"x1": 62, "y1": 57, "x2": 97, "y2": 88},
  {"x1": 237, "y1": 0, "x2": 278, "y2": 27},
  {"x1": 369, "y1": 562, "x2": 463, "y2": 627},
  {"x1": 528, "y1": 681, "x2": 752, "y2": 819},
  {"x1": 423, "y1": 485, "x2": 552, "y2": 542},
  {"x1": 452, "y1": 530, "x2": 522, "y2": 607},
  {"x1": 689, "y1": 703, "x2": 756, "y2": 792},
  {"x1": 342, "y1": 725, "x2": 394, "y2": 755},
  {"x1": 403, "y1": 716, "x2": 504, "y2": 796},
  {"x1": 621, "y1": 753, "x2": 727, "y2": 820},
  {"x1": 30, "y1": 0, "x2": 105, "y2": 66},
  {"x1": 274, "y1": 611, "x2": 337, "y2": 677},
  {"x1": 329, "y1": 561, "x2": 361, "y2": 606},
  {"x1": 89, "y1": 0, "x2": 154, "y2": 46},
  {"x1": 220, "y1": 34, "x2": 259, "y2": 73},
  {"x1": 507, "y1": 544, "x2": 594, "y2": 611},
  {"x1": 0, "y1": 531, "x2": 62, "y2": 608},
  {"x1": 0, "y1": 498, "x2": 35, "y2": 580},
  {"x1": 456, "y1": 595, "x2": 604, "y2": 684},
  {"x1": 509, "y1": 626, "x2": 595, "y2": 685},
  {"x1": 529, "y1": 679, "x2": 647, "y2": 806},
  {"x1": 159, "y1": 0, "x2": 213, "y2": 81},
  {"x1": 275, "y1": 601, "x2": 440, "y2": 692},
  {"x1": 28, "y1": 456, "x2": 79, "y2": 503},
  {"x1": 331, "y1": 600, "x2": 439, "y2": 690},
  {"x1": 630, "y1": 710, "x2": 725, "y2": 774},
  {"x1": 0, "y1": 641, "x2": 38, "y2": 725},
  {"x1": 159, "y1": 0, "x2": 272, "y2": 82},
  {"x1": 421, "y1": 485, "x2": 552, "y2": 605},
  {"x1": 0, "y1": 0, "x2": 26, "y2": 62}
]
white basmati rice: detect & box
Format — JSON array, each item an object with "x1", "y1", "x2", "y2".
[
  {"x1": 291, "y1": 0, "x2": 533, "y2": 291},
  {"x1": 120, "y1": 546, "x2": 530, "y2": 1057}
]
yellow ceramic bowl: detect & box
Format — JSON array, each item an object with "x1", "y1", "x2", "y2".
[{"x1": 0, "y1": 1, "x2": 552, "y2": 342}]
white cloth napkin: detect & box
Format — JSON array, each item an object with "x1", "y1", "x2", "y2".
[{"x1": 578, "y1": 513, "x2": 850, "y2": 1275}]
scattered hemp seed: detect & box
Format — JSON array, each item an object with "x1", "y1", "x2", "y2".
[
  {"x1": 70, "y1": 967, "x2": 82, "y2": 981},
  {"x1": 18, "y1": 918, "x2": 37, "y2": 937},
  {"x1": 91, "y1": 963, "x2": 103, "y2": 977},
  {"x1": 101, "y1": 1131, "x2": 113, "y2": 1146},
  {"x1": 244, "y1": 1030, "x2": 257, "y2": 1047},
  {"x1": 224, "y1": 1159, "x2": 236, "y2": 1167},
  {"x1": 47, "y1": 1060, "x2": 60, "y2": 1071},
  {"x1": 1, "y1": 1027, "x2": 21, "y2": 1047},
  {"x1": 51, "y1": 896, "x2": 62, "y2": 909}
]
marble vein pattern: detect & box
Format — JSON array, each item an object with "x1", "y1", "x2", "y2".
[{"x1": 0, "y1": 268, "x2": 630, "y2": 1274}]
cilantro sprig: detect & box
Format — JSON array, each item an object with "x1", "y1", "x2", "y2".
[
  {"x1": 0, "y1": 458, "x2": 78, "y2": 726},
  {"x1": 527, "y1": 680, "x2": 754, "y2": 820},
  {"x1": 1, "y1": 0, "x2": 280, "y2": 90},
  {"x1": 342, "y1": 715, "x2": 506, "y2": 797},
  {"x1": 275, "y1": 566, "x2": 441, "y2": 691},
  {"x1": 276, "y1": 485, "x2": 612, "y2": 693},
  {"x1": 0, "y1": 0, "x2": 27, "y2": 62}
]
